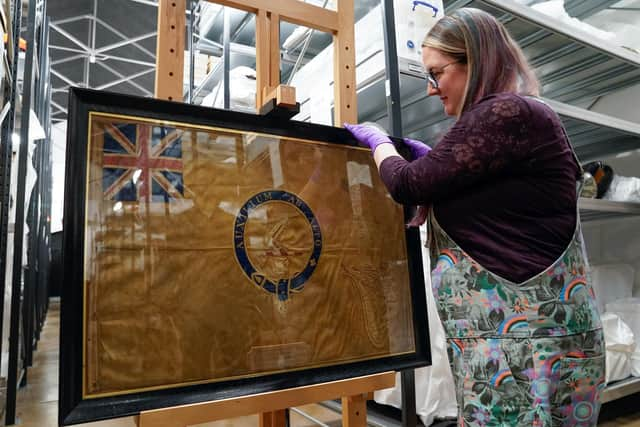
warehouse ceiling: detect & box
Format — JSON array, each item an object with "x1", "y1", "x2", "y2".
[{"x1": 46, "y1": 0, "x2": 159, "y2": 123}]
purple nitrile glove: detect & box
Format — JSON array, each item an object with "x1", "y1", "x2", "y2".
[
  {"x1": 403, "y1": 137, "x2": 432, "y2": 160},
  {"x1": 344, "y1": 123, "x2": 393, "y2": 154}
]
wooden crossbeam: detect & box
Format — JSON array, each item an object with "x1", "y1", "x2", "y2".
[{"x1": 206, "y1": 0, "x2": 339, "y2": 33}]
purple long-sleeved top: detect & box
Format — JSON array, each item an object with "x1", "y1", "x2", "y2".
[{"x1": 379, "y1": 93, "x2": 580, "y2": 284}]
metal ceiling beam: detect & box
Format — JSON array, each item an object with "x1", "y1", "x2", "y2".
[
  {"x1": 52, "y1": 53, "x2": 87, "y2": 65},
  {"x1": 100, "y1": 54, "x2": 155, "y2": 67},
  {"x1": 48, "y1": 0, "x2": 171, "y2": 119},
  {"x1": 94, "y1": 16, "x2": 156, "y2": 59},
  {"x1": 52, "y1": 14, "x2": 92, "y2": 25},
  {"x1": 49, "y1": 45, "x2": 87, "y2": 54},
  {"x1": 95, "y1": 68, "x2": 155, "y2": 90},
  {"x1": 608, "y1": 7, "x2": 640, "y2": 11},
  {"x1": 52, "y1": 15, "x2": 158, "y2": 61},
  {"x1": 51, "y1": 100, "x2": 68, "y2": 115},
  {"x1": 50, "y1": 23, "x2": 91, "y2": 51},
  {"x1": 230, "y1": 12, "x2": 254, "y2": 42},
  {"x1": 94, "y1": 31, "x2": 157, "y2": 54},
  {"x1": 96, "y1": 61, "x2": 153, "y2": 95},
  {"x1": 85, "y1": 0, "x2": 98, "y2": 87},
  {"x1": 51, "y1": 69, "x2": 79, "y2": 87}
]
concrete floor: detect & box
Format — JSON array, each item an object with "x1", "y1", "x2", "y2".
[{"x1": 14, "y1": 300, "x2": 640, "y2": 427}]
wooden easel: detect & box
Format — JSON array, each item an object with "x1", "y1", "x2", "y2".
[
  {"x1": 154, "y1": 0, "x2": 357, "y2": 124},
  {"x1": 146, "y1": 1, "x2": 382, "y2": 426},
  {"x1": 136, "y1": 372, "x2": 395, "y2": 427}
]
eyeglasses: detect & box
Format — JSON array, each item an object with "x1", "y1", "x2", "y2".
[{"x1": 426, "y1": 60, "x2": 458, "y2": 90}]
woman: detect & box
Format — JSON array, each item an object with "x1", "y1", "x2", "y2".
[{"x1": 346, "y1": 8, "x2": 604, "y2": 427}]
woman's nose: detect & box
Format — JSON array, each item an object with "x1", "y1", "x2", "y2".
[{"x1": 427, "y1": 83, "x2": 439, "y2": 97}]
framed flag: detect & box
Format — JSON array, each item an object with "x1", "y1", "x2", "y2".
[{"x1": 60, "y1": 87, "x2": 430, "y2": 425}]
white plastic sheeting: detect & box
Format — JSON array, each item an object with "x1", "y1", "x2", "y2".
[
  {"x1": 601, "y1": 312, "x2": 635, "y2": 383},
  {"x1": 582, "y1": 218, "x2": 640, "y2": 296},
  {"x1": 591, "y1": 263, "x2": 635, "y2": 315},
  {"x1": 583, "y1": 214, "x2": 640, "y2": 380},
  {"x1": 201, "y1": 66, "x2": 257, "y2": 112},
  {"x1": 2, "y1": 121, "x2": 39, "y2": 378},
  {"x1": 604, "y1": 174, "x2": 640, "y2": 203},
  {"x1": 606, "y1": 299, "x2": 640, "y2": 377}
]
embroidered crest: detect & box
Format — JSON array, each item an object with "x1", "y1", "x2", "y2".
[{"x1": 234, "y1": 190, "x2": 322, "y2": 301}]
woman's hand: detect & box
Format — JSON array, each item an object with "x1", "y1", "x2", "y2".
[
  {"x1": 403, "y1": 137, "x2": 432, "y2": 160},
  {"x1": 344, "y1": 123, "x2": 393, "y2": 154}
]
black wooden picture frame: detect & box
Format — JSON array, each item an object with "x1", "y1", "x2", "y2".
[{"x1": 60, "y1": 87, "x2": 430, "y2": 426}]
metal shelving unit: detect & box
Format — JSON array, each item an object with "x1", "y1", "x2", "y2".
[
  {"x1": 361, "y1": 71, "x2": 640, "y2": 159},
  {"x1": 360, "y1": 0, "x2": 640, "y2": 142},
  {"x1": 445, "y1": 0, "x2": 640, "y2": 103},
  {"x1": 579, "y1": 198, "x2": 640, "y2": 222},
  {"x1": 544, "y1": 98, "x2": 640, "y2": 161},
  {"x1": 564, "y1": 0, "x2": 619, "y2": 19},
  {"x1": 0, "y1": 0, "x2": 24, "y2": 416},
  {"x1": 0, "y1": 0, "x2": 52, "y2": 423},
  {"x1": 602, "y1": 376, "x2": 640, "y2": 404}
]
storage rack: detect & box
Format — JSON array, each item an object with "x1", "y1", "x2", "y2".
[
  {"x1": 446, "y1": 0, "x2": 640, "y2": 103},
  {"x1": 0, "y1": 0, "x2": 25, "y2": 418},
  {"x1": 362, "y1": 0, "x2": 640, "y2": 134},
  {"x1": 0, "y1": 0, "x2": 52, "y2": 423},
  {"x1": 580, "y1": 199, "x2": 640, "y2": 223}
]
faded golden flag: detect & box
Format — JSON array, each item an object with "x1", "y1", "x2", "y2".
[{"x1": 84, "y1": 112, "x2": 415, "y2": 397}]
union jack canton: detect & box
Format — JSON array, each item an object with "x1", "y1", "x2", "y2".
[{"x1": 102, "y1": 123, "x2": 184, "y2": 202}]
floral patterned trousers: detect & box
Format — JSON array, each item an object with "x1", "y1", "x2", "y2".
[{"x1": 429, "y1": 215, "x2": 605, "y2": 427}]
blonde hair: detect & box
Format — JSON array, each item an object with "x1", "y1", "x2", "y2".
[{"x1": 423, "y1": 8, "x2": 539, "y2": 117}]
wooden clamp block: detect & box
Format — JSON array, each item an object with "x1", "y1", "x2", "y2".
[
  {"x1": 263, "y1": 85, "x2": 297, "y2": 108},
  {"x1": 259, "y1": 84, "x2": 300, "y2": 119}
]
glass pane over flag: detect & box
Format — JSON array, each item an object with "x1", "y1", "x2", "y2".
[{"x1": 83, "y1": 112, "x2": 415, "y2": 397}]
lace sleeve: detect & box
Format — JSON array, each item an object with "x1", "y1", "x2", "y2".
[{"x1": 379, "y1": 94, "x2": 534, "y2": 205}]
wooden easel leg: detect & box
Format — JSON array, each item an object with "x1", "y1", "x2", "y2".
[
  {"x1": 259, "y1": 412, "x2": 271, "y2": 427},
  {"x1": 259, "y1": 409, "x2": 286, "y2": 427},
  {"x1": 342, "y1": 394, "x2": 367, "y2": 427}
]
